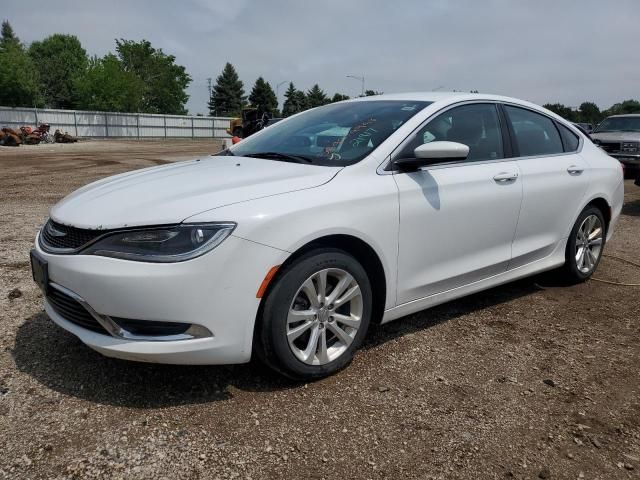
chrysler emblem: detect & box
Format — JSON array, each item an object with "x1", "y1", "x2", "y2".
[{"x1": 46, "y1": 222, "x2": 67, "y2": 237}]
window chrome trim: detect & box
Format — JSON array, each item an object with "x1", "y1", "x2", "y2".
[
  {"x1": 379, "y1": 99, "x2": 586, "y2": 174},
  {"x1": 48, "y1": 282, "x2": 213, "y2": 342}
]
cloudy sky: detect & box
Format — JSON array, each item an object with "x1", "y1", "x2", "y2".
[{"x1": 8, "y1": 0, "x2": 639, "y2": 115}]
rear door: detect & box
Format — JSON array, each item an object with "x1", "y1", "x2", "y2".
[
  {"x1": 503, "y1": 104, "x2": 590, "y2": 268},
  {"x1": 393, "y1": 102, "x2": 523, "y2": 304}
]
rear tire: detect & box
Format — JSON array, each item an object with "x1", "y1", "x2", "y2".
[
  {"x1": 558, "y1": 206, "x2": 606, "y2": 283},
  {"x1": 255, "y1": 248, "x2": 372, "y2": 380}
]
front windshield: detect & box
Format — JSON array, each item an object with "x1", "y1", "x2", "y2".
[
  {"x1": 229, "y1": 100, "x2": 431, "y2": 166},
  {"x1": 594, "y1": 116, "x2": 640, "y2": 133}
]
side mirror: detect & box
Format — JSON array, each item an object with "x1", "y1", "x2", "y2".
[{"x1": 393, "y1": 141, "x2": 469, "y2": 171}]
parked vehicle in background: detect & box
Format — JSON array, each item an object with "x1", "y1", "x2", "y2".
[
  {"x1": 574, "y1": 122, "x2": 593, "y2": 134},
  {"x1": 226, "y1": 106, "x2": 272, "y2": 139},
  {"x1": 591, "y1": 114, "x2": 640, "y2": 172},
  {"x1": 31, "y1": 92, "x2": 624, "y2": 380}
]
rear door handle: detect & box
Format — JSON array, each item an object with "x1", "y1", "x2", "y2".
[
  {"x1": 567, "y1": 165, "x2": 584, "y2": 175},
  {"x1": 493, "y1": 172, "x2": 518, "y2": 183}
]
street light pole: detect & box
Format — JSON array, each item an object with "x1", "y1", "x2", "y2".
[
  {"x1": 276, "y1": 81, "x2": 288, "y2": 111},
  {"x1": 346, "y1": 75, "x2": 365, "y2": 96}
]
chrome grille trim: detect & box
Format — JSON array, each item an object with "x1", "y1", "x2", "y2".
[{"x1": 39, "y1": 220, "x2": 110, "y2": 254}]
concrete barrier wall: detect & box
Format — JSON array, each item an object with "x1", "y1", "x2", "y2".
[{"x1": 0, "y1": 107, "x2": 232, "y2": 139}]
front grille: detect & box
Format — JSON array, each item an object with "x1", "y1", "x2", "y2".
[
  {"x1": 599, "y1": 141, "x2": 621, "y2": 154},
  {"x1": 47, "y1": 288, "x2": 108, "y2": 334},
  {"x1": 40, "y1": 219, "x2": 106, "y2": 251}
]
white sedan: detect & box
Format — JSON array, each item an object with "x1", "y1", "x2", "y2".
[{"x1": 31, "y1": 93, "x2": 624, "y2": 380}]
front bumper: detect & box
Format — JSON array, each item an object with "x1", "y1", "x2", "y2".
[{"x1": 35, "y1": 233, "x2": 288, "y2": 365}]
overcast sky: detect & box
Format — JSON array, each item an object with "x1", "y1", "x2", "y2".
[{"x1": 8, "y1": 0, "x2": 639, "y2": 115}]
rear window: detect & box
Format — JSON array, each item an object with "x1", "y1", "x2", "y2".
[{"x1": 557, "y1": 123, "x2": 580, "y2": 152}]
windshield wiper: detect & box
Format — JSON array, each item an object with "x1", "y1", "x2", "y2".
[
  {"x1": 243, "y1": 152, "x2": 313, "y2": 163},
  {"x1": 217, "y1": 149, "x2": 234, "y2": 156}
]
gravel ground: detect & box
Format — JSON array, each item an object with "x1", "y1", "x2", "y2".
[{"x1": 1, "y1": 140, "x2": 639, "y2": 480}]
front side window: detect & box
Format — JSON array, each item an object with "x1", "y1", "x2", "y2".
[
  {"x1": 398, "y1": 103, "x2": 504, "y2": 162},
  {"x1": 505, "y1": 105, "x2": 564, "y2": 157},
  {"x1": 229, "y1": 100, "x2": 431, "y2": 166}
]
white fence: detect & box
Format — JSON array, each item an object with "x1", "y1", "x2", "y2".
[{"x1": 0, "y1": 106, "x2": 232, "y2": 139}]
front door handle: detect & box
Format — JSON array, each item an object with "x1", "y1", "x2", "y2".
[
  {"x1": 493, "y1": 172, "x2": 518, "y2": 183},
  {"x1": 567, "y1": 165, "x2": 584, "y2": 175}
]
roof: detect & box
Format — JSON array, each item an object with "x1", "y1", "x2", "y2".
[
  {"x1": 606, "y1": 114, "x2": 640, "y2": 118},
  {"x1": 345, "y1": 91, "x2": 542, "y2": 109}
]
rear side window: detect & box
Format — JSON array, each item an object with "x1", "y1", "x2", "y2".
[
  {"x1": 505, "y1": 105, "x2": 564, "y2": 157},
  {"x1": 557, "y1": 123, "x2": 580, "y2": 152}
]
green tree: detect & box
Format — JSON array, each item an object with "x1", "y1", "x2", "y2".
[
  {"x1": 1, "y1": 20, "x2": 18, "y2": 45},
  {"x1": 577, "y1": 102, "x2": 601, "y2": 124},
  {"x1": 331, "y1": 93, "x2": 350, "y2": 102},
  {"x1": 364, "y1": 89, "x2": 383, "y2": 96},
  {"x1": 0, "y1": 20, "x2": 41, "y2": 107},
  {"x1": 282, "y1": 82, "x2": 307, "y2": 117},
  {"x1": 604, "y1": 99, "x2": 640, "y2": 116},
  {"x1": 208, "y1": 62, "x2": 245, "y2": 116},
  {"x1": 306, "y1": 84, "x2": 328, "y2": 108},
  {"x1": 248, "y1": 76, "x2": 278, "y2": 115},
  {"x1": 115, "y1": 39, "x2": 191, "y2": 114},
  {"x1": 28, "y1": 34, "x2": 87, "y2": 109},
  {"x1": 74, "y1": 54, "x2": 144, "y2": 112},
  {"x1": 543, "y1": 103, "x2": 577, "y2": 121}
]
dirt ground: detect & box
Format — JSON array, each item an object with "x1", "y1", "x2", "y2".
[{"x1": 1, "y1": 139, "x2": 639, "y2": 480}]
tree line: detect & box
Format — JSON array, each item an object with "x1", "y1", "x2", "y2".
[
  {"x1": 2, "y1": 20, "x2": 639, "y2": 121},
  {"x1": 0, "y1": 20, "x2": 191, "y2": 114},
  {"x1": 207, "y1": 62, "x2": 380, "y2": 118},
  {"x1": 543, "y1": 100, "x2": 640, "y2": 126}
]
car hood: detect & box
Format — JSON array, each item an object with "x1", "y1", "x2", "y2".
[
  {"x1": 51, "y1": 156, "x2": 341, "y2": 229},
  {"x1": 591, "y1": 131, "x2": 640, "y2": 142}
]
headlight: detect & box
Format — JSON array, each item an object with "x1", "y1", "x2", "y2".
[{"x1": 82, "y1": 223, "x2": 236, "y2": 262}]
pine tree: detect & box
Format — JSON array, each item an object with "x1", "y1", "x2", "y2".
[
  {"x1": 282, "y1": 82, "x2": 307, "y2": 117},
  {"x1": 208, "y1": 62, "x2": 245, "y2": 117},
  {"x1": 306, "y1": 84, "x2": 329, "y2": 108},
  {"x1": 248, "y1": 76, "x2": 278, "y2": 115},
  {"x1": 1, "y1": 20, "x2": 18, "y2": 46}
]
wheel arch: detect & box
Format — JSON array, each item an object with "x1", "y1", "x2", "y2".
[
  {"x1": 255, "y1": 234, "x2": 388, "y2": 333},
  {"x1": 583, "y1": 196, "x2": 612, "y2": 234}
]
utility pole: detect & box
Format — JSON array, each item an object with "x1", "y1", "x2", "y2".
[
  {"x1": 207, "y1": 78, "x2": 214, "y2": 116},
  {"x1": 346, "y1": 75, "x2": 365, "y2": 96},
  {"x1": 276, "y1": 81, "x2": 287, "y2": 112}
]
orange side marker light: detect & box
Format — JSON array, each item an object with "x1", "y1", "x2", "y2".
[{"x1": 256, "y1": 265, "x2": 280, "y2": 298}]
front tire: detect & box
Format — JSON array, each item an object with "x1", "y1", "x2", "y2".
[
  {"x1": 255, "y1": 249, "x2": 372, "y2": 380},
  {"x1": 559, "y1": 206, "x2": 606, "y2": 283}
]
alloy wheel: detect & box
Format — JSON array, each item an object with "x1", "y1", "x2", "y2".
[
  {"x1": 575, "y1": 214, "x2": 603, "y2": 274},
  {"x1": 286, "y1": 268, "x2": 363, "y2": 365}
]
